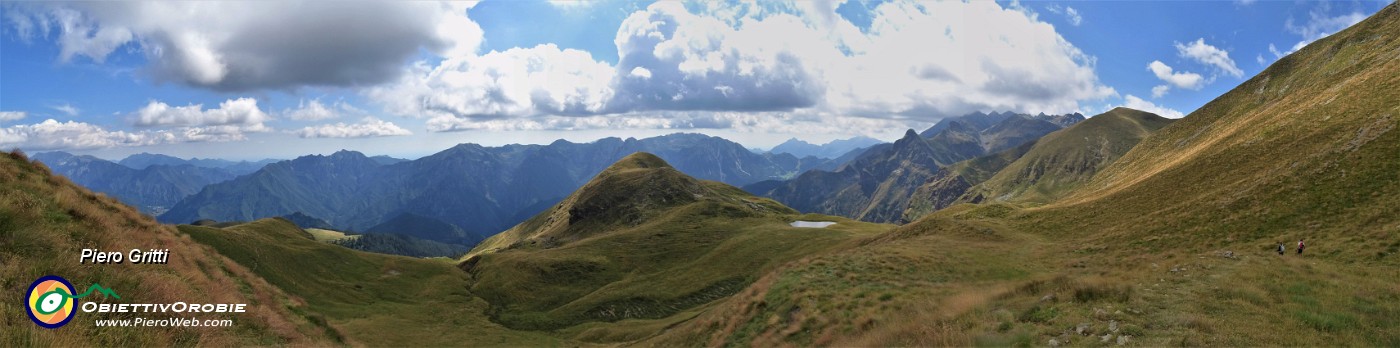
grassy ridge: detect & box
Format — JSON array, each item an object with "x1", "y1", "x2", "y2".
[{"x1": 0, "y1": 151, "x2": 333, "y2": 346}]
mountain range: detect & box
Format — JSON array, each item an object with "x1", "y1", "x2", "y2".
[
  {"x1": 159, "y1": 133, "x2": 851, "y2": 244},
  {"x1": 30, "y1": 151, "x2": 243, "y2": 215},
  {"x1": 116, "y1": 152, "x2": 280, "y2": 175},
  {"x1": 902, "y1": 107, "x2": 1174, "y2": 221},
  {"x1": 768, "y1": 136, "x2": 884, "y2": 159},
  {"x1": 747, "y1": 111, "x2": 1085, "y2": 223}
]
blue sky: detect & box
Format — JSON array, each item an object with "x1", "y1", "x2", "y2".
[{"x1": 0, "y1": 0, "x2": 1391, "y2": 160}]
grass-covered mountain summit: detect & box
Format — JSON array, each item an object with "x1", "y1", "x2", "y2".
[{"x1": 461, "y1": 152, "x2": 890, "y2": 334}]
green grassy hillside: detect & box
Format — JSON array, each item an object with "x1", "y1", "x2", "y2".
[
  {"x1": 643, "y1": 3, "x2": 1400, "y2": 346},
  {"x1": 963, "y1": 107, "x2": 1174, "y2": 205},
  {"x1": 0, "y1": 151, "x2": 333, "y2": 346},
  {"x1": 179, "y1": 218, "x2": 560, "y2": 346},
  {"x1": 1042, "y1": 1, "x2": 1400, "y2": 257},
  {"x1": 462, "y1": 153, "x2": 893, "y2": 339}
]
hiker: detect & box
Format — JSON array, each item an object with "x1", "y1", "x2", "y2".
[
  {"x1": 1277, "y1": 242, "x2": 1285, "y2": 255},
  {"x1": 1297, "y1": 239, "x2": 1305, "y2": 255}
]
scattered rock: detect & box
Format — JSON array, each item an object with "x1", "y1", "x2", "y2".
[
  {"x1": 1049, "y1": 338, "x2": 1061, "y2": 347},
  {"x1": 1109, "y1": 320, "x2": 1120, "y2": 333},
  {"x1": 1115, "y1": 310, "x2": 1124, "y2": 315},
  {"x1": 1117, "y1": 335, "x2": 1131, "y2": 345},
  {"x1": 1094, "y1": 308, "x2": 1109, "y2": 318},
  {"x1": 1076, "y1": 322, "x2": 1092, "y2": 335},
  {"x1": 1101, "y1": 334, "x2": 1114, "y2": 343}
]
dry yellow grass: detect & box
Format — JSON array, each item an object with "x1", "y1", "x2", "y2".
[{"x1": 0, "y1": 150, "x2": 337, "y2": 346}]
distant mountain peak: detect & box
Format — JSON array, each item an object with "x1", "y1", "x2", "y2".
[
  {"x1": 900, "y1": 128, "x2": 921, "y2": 141},
  {"x1": 328, "y1": 149, "x2": 363, "y2": 158},
  {"x1": 777, "y1": 137, "x2": 811, "y2": 146},
  {"x1": 769, "y1": 135, "x2": 880, "y2": 159}
]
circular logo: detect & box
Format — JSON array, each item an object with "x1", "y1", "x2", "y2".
[{"x1": 26, "y1": 275, "x2": 77, "y2": 329}]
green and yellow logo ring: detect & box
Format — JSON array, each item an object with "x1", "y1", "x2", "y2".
[{"x1": 27, "y1": 275, "x2": 78, "y2": 329}]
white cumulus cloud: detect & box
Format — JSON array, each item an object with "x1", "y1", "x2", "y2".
[
  {"x1": 50, "y1": 103, "x2": 81, "y2": 116},
  {"x1": 0, "y1": 119, "x2": 162, "y2": 150},
  {"x1": 1065, "y1": 7, "x2": 1083, "y2": 26},
  {"x1": 1273, "y1": 3, "x2": 1366, "y2": 58},
  {"x1": 628, "y1": 67, "x2": 652, "y2": 79},
  {"x1": 1151, "y1": 85, "x2": 1171, "y2": 98},
  {"x1": 133, "y1": 98, "x2": 270, "y2": 130},
  {"x1": 0, "y1": 111, "x2": 26, "y2": 123},
  {"x1": 295, "y1": 118, "x2": 412, "y2": 138},
  {"x1": 373, "y1": 0, "x2": 1116, "y2": 133},
  {"x1": 0, "y1": 119, "x2": 248, "y2": 151},
  {"x1": 371, "y1": 44, "x2": 615, "y2": 120},
  {"x1": 1175, "y1": 38, "x2": 1242, "y2": 78},
  {"x1": 1148, "y1": 60, "x2": 1204, "y2": 90},
  {"x1": 284, "y1": 99, "x2": 338, "y2": 121},
  {"x1": 1047, "y1": 5, "x2": 1083, "y2": 26},
  {"x1": 1123, "y1": 95, "x2": 1185, "y2": 119}
]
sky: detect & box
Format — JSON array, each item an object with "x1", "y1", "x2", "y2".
[{"x1": 0, "y1": 0, "x2": 1391, "y2": 160}]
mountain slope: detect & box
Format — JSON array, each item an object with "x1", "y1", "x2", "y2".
[
  {"x1": 901, "y1": 140, "x2": 1037, "y2": 221},
  {"x1": 31, "y1": 151, "x2": 238, "y2": 214},
  {"x1": 1046, "y1": 3, "x2": 1400, "y2": 246},
  {"x1": 118, "y1": 152, "x2": 277, "y2": 175},
  {"x1": 160, "y1": 150, "x2": 385, "y2": 227},
  {"x1": 330, "y1": 233, "x2": 472, "y2": 258},
  {"x1": 964, "y1": 107, "x2": 1174, "y2": 205},
  {"x1": 751, "y1": 113, "x2": 1081, "y2": 223},
  {"x1": 902, "y1": 108, "x2": 1173, "y2": 221},
  {"x1": 461, "y1": 153, "x2": 892, "y2": 333},
  {"x1": 0, "y1": 151, "x2": 333, "y2": 345},
  {"x1": 279, "y1": 211, "x2": 336, "y2": 230},
  {"x1": 365, "y1": 213, "x2": 474, "y2": 244},
  {"x1": 919, "y1": 111, "x2": 1015, "y2": 138}
]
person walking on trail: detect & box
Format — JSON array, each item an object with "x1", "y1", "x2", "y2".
[
  {"x1": 1297, "y1": 239, "x2": 1306, "y2": 255},
  {"x1": 1277, "y1": 242, "x2": 1286, "y2": 255}
]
